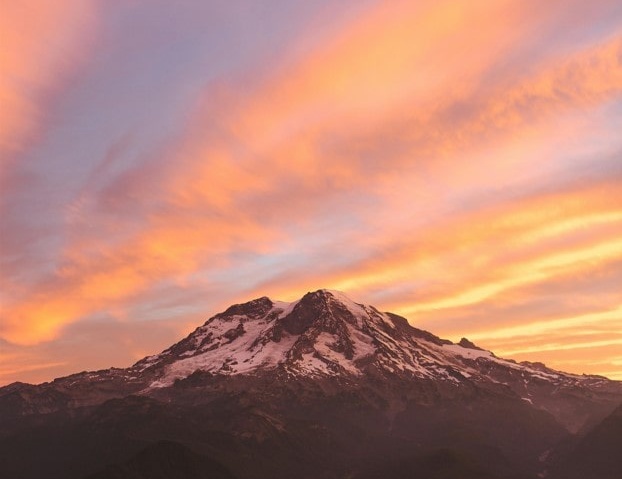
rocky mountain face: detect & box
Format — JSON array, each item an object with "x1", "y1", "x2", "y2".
[{"x1": 1, "y1": 289, "x2": 621, "y2": 479}]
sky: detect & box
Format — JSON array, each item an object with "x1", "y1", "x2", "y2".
[{"x1": 1, "y1": 0, "x2": 621, "y2": 385}]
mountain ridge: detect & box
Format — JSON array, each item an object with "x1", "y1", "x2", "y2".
[
  {"x1": 3, "y1": 289, "x2": 620, "y2": 433},
  {"x1": 1, "y1": 289, "x2": 621, "y2": 479}
]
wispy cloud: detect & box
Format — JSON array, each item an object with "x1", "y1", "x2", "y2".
[{"x1": 0, "y1": 1, "x2": 97, "y2": 160}]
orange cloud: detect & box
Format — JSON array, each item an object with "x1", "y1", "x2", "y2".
[
  {"x1": 482, "y1": 36, "x2": 622, "y2": 131},
  {"x1": 476, "y1": 327, "x2": 622, "y2": 380},
  {"x1": 0, "y1": 187, "x2": 283, "y2": 344},
  {"x1": 256, "y1": 176, "x2": 621, "y2": 300},
  {"x1": 0, "y1": 1, "x2": 97, "y2": 162},
  {"x1": 231, "y1": 0, "x2": 535, "y2": 155}
]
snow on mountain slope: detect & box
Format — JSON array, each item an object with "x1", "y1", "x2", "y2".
[
  {"x1": 2, "y1": 289, "x2": 621, "y2": 435},
  {"x1": 136, "y1": 289, "x2": 598, "y2": 401}
]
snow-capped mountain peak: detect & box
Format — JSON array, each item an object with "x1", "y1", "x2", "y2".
[
  {"x1": 139, "y1": 290, "x2": 388, "y2": 386},
  {"x1": 136, "y1": 288, "x2": 601, "y2": 414}
]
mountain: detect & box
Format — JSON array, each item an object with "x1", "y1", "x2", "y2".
[
  {"x1": 549, "y1": 401, "x2": 622, "y2": 479},
  {"x1": 85, "y1": 440, "x2": 235, "y2": 479},
  {"x1": 1, "y1": 289, "x2": 621, "y2": 479}
]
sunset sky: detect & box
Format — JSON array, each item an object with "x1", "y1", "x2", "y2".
[{"x1": 1, "y1": 0, "x2": 621, "y2": 385}]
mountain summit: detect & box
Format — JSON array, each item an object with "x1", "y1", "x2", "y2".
[
  {"x1": 125, "y1": 289, "x2": 616, "y2": 432},
  {"x1": 137, "y1": 288, "x2": 460, "y2": 385},
  {"x1": 1, "y1": 289, "x2": 621, "y2": 479}
]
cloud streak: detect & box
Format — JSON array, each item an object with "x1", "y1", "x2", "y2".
[{"x1": 0, "y1": 0, "x2": 97, "y2": 161}]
